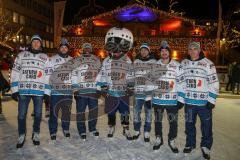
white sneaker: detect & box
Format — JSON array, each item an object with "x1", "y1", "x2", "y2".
[
  {"x1": 107, "y1": 126, "x2": 115, "y2": 138},
  {"x1": 201, "y1": 147, "x2": 211, "y2": 159},
  {"x1": 144, "y1": 132, "x2": 150, "y2": 142},
  {"x1": 16, "y1": 134, "x2": 26, "y2": 148},
  {"x1": 123, "y1": 128, "x2": 133, "y2": 140},
  {"x1": 32, "y1": 132, "x2": 40, "y2": 145},
  {"x1": 153, "y1": 137, "x2": 163, "y2": 150},
  {"x1": 168, "y1": 139, "x2": 179, "y2": 153},
  {"x1": 133, "y1": 131, "x2": 140, "y2": 140}
]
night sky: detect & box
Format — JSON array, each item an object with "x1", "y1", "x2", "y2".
[{"x1": 62, "y1": 0, "x2": 239, "y2": 25}]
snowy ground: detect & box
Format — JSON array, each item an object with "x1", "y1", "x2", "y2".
[{"x1": 0, "y1": 97, "x2": 240, "y2": 160}]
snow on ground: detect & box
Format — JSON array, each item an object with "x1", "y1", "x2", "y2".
[{"x1": 0, "y1": 97, "x2": 240, "y2": 160}]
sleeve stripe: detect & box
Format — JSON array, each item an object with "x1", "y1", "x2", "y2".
[
  {"x1": 209, "y1": 92, "x2": 217, "y2": 99},
  {"x1": 11, "y1": 82, "x2": 18, "y2": 87}
]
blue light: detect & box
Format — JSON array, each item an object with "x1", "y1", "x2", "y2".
[{"x1": 115, "y1": 6, "x2": 157, "y2": 22}]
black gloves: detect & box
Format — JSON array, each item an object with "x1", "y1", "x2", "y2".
[
  {"x1": 177, "y1": 101, "x2": 184, "y2": 110},
  {"x1": 11, "y1": 92, "x2": 19, "y2": 101},
  {"x1": 44, "y1": 94, "x2": 50, "y2": 103},
  {"x1": 101, "y1": 85, "x2": 109, "y2": 97},
  {"x1": 126, "y1": 84, "x2": 134, "y2": 96},
  {"x1": 74, "y1": 91, "x2": 78, "y2": 100},
  {"x1": 96, "y1": 90, "x2": 102, "y2": 98},
  {"x1": 206, "y1": 102, "x2": 215, "y2": 109}
]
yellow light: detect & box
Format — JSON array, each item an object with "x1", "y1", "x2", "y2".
[
  {"x1": 172, "y1": 50, "x2": 178, "y2": 59},
  {"x1": 222, "y1": 38, "x2": 226, "y2": 41},
  {"x1": 98, "y1": 50, "x2": 106, "y2": 59}
]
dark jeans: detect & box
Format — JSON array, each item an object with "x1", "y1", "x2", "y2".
[
  {"x1": 18, "y1": 95, "x2": 43, "y2": 135},
  {"x1": 133, "y1": 99, "x2": 152, "y2": 132},
  {"x1": 75, "y1": 94, "x2": 98, "y2": 134},
  {"x1": 185, "y1": 105, "x2": 213, "y2": 149},
  {"x1": 153, "y1": 105, "x2": 178, "y2": 140},
  {"x1": 105, "y1": 96, "x2": 130, "y2": 126},
  {"x1": 48, "y1": 95, "x2": 72, "y2": 135}
]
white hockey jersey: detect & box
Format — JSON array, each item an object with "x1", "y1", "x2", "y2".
[
  {"x1": 10, "y1": 51, "x2": 50, "y2": 96},
  {"x1": 45, "y1": 54, "x2": 73, "y2": 95},
  {"x1": 72, "y1": 54, "x2": 101, "y2": 94},
  {"x1": 133, "y1": 58, "x2": 156, "y2": 100},
  {"x1": 151, "y1": 59, "x2": 185, "y2": 106},
  {"x1": 181, "y1": 57, "x2": 219, "y2": 106},
  {"x1": 96, "y1": 55, "x2": 133, "y2": 97}
]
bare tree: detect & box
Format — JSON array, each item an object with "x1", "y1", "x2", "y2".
[{"x1": 0, "y1": 11, "x2": 23, "y2": 50}]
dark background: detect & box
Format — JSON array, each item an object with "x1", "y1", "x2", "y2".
[{"x1": 59, "y1": 0, "x2": 240, "y2": 25}]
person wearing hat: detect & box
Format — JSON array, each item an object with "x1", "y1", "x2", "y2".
[
  {"x1": 72, "y1": 42, "x2": 101, "y2": 140},
  {"x1": 10, "y1": 34, "x2": 50, "y2": 148},
  {"x1": 150, "y1": 40, "x2": 184, "y2": 153},
  {"x1": 182, "y1": 41, "x2": 219, "y2": 159},
  {"x1": 132, "y1": 43, "x2": 156, "y2": 142},
  {"x1": 46, "y1": 38, "x2": 73, "y2": 140}
]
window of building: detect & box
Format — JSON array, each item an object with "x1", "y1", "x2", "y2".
[
  {"x1": 46, "y1": 25, "x2": 49, "y2": 33},
  {"x1": 20, "y1": 0, "x2": 26, "y2": 6},
  {"x1": 19, "y1": 15, "x2": 25, "y2": 25},
  {"x1": 26, "y1": 0, "x2": 31, "y2": 8},
  {"x1": 46, "y1": 40, "x2": 50, "y2": 48},
  {"x1": 19, "y1": 35, "x2": 24, "y2": 44},
  {"x1": 13, "y1": 12, "x2": 19, "y2": 23},
  {"x1": 42, "y1": 39, "x2": 46, "y2": 48},
  {"x1": 50, "y1": 27, "x2": 53, "y2": 33},
  {"x1": 4, "y1": 9, "x2": 12, "y2": 19},
  {"x1": 26, "y1": 35, "x2": 31, "y2": 44},
  {"x1": 50, "y1": 41, "x2": 54, "y2": 48}
]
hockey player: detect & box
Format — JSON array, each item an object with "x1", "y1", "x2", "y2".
[
  {"x1": 72, "y1": 43, "x2": 101, "y2": 140},
  {"x1": 132, "y1": 43, "x2": 156, "y2": 142},
  {"x1": 96, "y1": 27, "x2": 134, "y2": 140},
  {"x1": 182, "y1": 42, "x2": 219, "y2": 160},
  {"x1": 151, "y1": 41, "x2": 185, "y2": 152},
  {"x1": 46, "y1": 38, "x2": 73, "y2": 140},
  {"x1": 11, "y1": 35, "x2": 50, "y2": 148}
]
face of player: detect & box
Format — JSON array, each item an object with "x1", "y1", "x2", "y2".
[
  {"x1": 31, "y1": 40, "x2": 41, "y2": 50},
  {"x1": 60, "y1": 46, "x2": 69, "y2": 54},
  {"x1": 188, "y1": 47, "x2": 200, "y2": 60},
  {"x1": 83, "y1": 48, "x2": 92, "y2": 54},
  {"x1": 140, "y1": 48, "x2": 150, "y2": 59},
  {"x1": 160, "y1": 48, "x2": 170, "y2": 60}
]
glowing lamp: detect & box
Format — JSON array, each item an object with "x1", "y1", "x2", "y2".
[
  {"x1": 172, "y1": 50, "x2": 178, "y2": 60},
  {"x1": 93, "y1": 20, "x2": 109, "y2": 27},
  {"x1": 75, "y1": 27, "x2": 83, "y2": 36},
  {"x1": 160, "y1": 20, "x2": 182, "y2": 31},
  {"x1": 97, "y1": 49, "x2": 107, "y2": 59}
]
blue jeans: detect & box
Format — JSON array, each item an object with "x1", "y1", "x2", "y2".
[
  {"x1": 48, "y1": 95, "x2": 72, "y2": 135},
  {"x1": 75, "y1": 95, "x2": 98, "y2": 134},
  {"x1": 133, "y1": 99, "x2": 152, "y2": 132},
  {"x1": 185, "y1": 105, "x2": 213, "y2": 149},
  {"x1": 18, "y1": 95, "x2": 43, "y2": 135}
]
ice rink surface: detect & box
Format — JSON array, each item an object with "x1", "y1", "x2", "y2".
[{"x1": 0, "y1": 97, "x2": 240, "y2": 160}]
